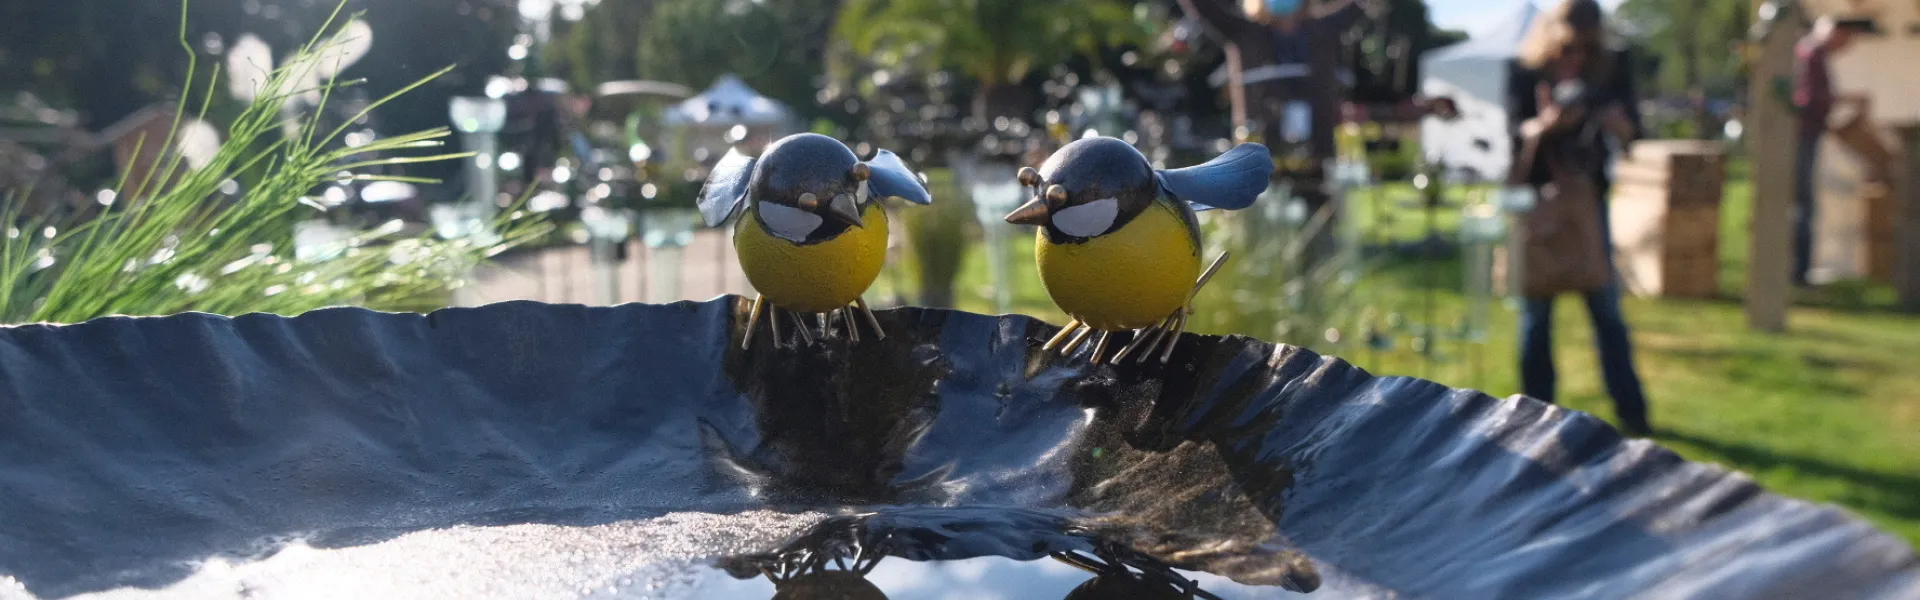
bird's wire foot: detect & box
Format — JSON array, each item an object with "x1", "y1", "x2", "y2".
[
  {"x1": 839, "y1": 308, "x2": 862, "y2": 344},
  {"x1": 768, "y1": 301, "x2": 786, "y2": 349},
  {"x1": 1042, "y1": 319, "x2": 1105, "y2": 361},
  {"x1": 1089, "y1": 330, "x2": 1115, "y2": 364},
  {"x1": 1140, "y1": 251, "x2": 1232, "y2": 364},
  {"x1": 789, "y1": 311, "x2": 816, "y2": 345},
  {"x1": 742, "y1": 295, "x2": 768, "y2": 350},
  {"x1": 1040, "y1": 251, "x2": 1232, "y2": 365},
  {"x1": 1060, "y1": 325, "x2": 1097, "y2": 357},
  {"x1": 1043, "y1": 319, "x2": 1084, "y2": 353},
  {"x1": 747, "y1": 299, "x2": 887, "y2": 350},
  {"x1": 1157, "y1": 313, "x2": 1189, "y2": 364},
  {"x1": 1112, "y1": 316, "x2": 1174, "y2": 363},
  {"x1": 1048, "y1": 547, "x2": 1226, "y2": 600},
  {"x1": 855, "y1": 297, "x2": 886, "y2": 340}
]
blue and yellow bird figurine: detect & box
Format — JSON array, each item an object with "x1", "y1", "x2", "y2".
[
  {"x1": 699, "y1": 133, "x2": 932, "y2": 349},
  {"x1": 1004, "y1": 137, "x2": 1272, "y2": 364}
]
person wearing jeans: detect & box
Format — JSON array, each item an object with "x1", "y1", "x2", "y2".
[
  {"x1": 1793, "y1": 130, "x2": 1820, "y2": 285},
  {"x1": 1791, "y1": 17, "x2": 1870, "y2": 285},
  {"x1": 1508, "y1": 0, "x2": 1652, "y2": 436},
  {"x1": 1517, "y1": 191, "x2": 1649, "y2": 435}
]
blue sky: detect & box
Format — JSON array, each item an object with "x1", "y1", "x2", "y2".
[{"x1": 1428, "y1": 0, "x2": 1625, "y2": 33}]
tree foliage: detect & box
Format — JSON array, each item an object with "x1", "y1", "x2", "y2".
[
  {"x1": 552, "y1": 0, "x2": 841, "y2": 124},
  {"x1": 552, "y1": 0, "x2": 656, "y2": 90},
  {"x1": 1616, "y1": 0, "x2": 1753, "y2": 97},
  {"x1": 831, "y1": 0, "x2": 1151, "y2": 118},
  {"x1": 1345, "y1": 0, "x2": 1465, "y2": 103}
]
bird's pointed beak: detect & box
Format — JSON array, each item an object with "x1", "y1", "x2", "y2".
[
  {"x1": 828, "y1": 193, "x2": 863, "y2": 228},
  {"x1": 1004, "y1": 196, "x2": 1050, "y2": 226}
]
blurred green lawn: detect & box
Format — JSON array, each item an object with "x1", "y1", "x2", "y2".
[{"x1": 884, "y1": 163, "x2": 1920, "y2": 546}]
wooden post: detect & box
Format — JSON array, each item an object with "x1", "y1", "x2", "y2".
[
  {"x1": 1743, "y1": 1, "x2": 1807, "y2": 333},
  {"x1": 1895, "y1": 125, "x2": 1920, "y2": 308}
]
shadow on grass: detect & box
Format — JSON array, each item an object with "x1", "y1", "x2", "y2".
[
  {"x1": 1643, "y1": 345, "x2": 1868, "y2": 398},
  {"x1": 1656, "y1": 429, "x2": 1920, "y2": 523},
  {"x1": 1683, "y1": 281, "x2": 1918, "y2": 319},
  {"x1": 1364, "y1": 246, "x2": 1466, "y2": 294}
]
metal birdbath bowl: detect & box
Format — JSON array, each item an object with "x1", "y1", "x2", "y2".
[{"x1": 0, "y1": 299, "x2": 1915, "y2": 599}]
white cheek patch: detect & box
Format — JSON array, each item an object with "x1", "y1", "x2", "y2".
[
  {"x1": 856, "y1": 180, "x2": 872, "y2": 205},
  {"x1": 758, "y1": 201, "x2": 823, "y2": 243},
  {"x1": 1053, "y1": 198, "x2": 1120, "y2": 238}
]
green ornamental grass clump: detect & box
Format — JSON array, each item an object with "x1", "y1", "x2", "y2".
[{"x1": 0, "y1": 2, "x2": 547, "y2": 324}]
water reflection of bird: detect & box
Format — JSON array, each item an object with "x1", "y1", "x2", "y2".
[
  {"x1": 1005, "y1": 137, "x2": 1271, "y2": 364},
  {"x1": 1065, "y1": 571, "x2": 1197, "y2": 600},
  {"x1": 771, "y1": 570, "x2": 889, "y2": 600},
  {"x1": 700, "y1": 133, "x2": 932, "y2": 349},
  {"x1": 728, "y1": 529, "x2": 892, "y2": 600},
  {"x1": 1053, "y1": 548, "x2": 1225, "y2": 600}
]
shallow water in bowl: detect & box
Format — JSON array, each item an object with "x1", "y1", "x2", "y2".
[
  {"x1": 47, "y1": 509, "x2": 1379, "y2": 600},
  {"x1": 681, "y1": 555, "x2": 1284, "y2": 599}
]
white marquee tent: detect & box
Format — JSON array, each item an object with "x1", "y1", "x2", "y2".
[
  {"x1": 1419, "y1": 1, "x2": 1539, "y2": 182},
  {"x1": 663, "y1": 74, "x2": 793, "y2": 127}
]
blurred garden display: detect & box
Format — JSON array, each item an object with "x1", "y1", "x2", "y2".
[
  {"x1": 551, "y1": 0, "x2": 842, "y2": 132},
  {"x1": 0, "y1": 5, "x2": 544, "y2": 324}
]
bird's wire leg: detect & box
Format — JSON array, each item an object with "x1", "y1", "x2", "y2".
[
  {"x1": 1128, "y1": 251, "x2": 1229, "y2": 363},
  {"x1": 1049, "y1": 550, "x2": 1110, "y2": 575},
  {"x1": 819, "y1": 313, "x2": 833, "y2": 340},
  {"x1": 855, "y1": 297, "x2": 886, "y2": 340},
  {"x1": 790, "y1": 311, "x2": 816, "y2": 345},
  {"x1": 742, "y1": 294, "x2": 767, "y2": 350},
  {"x1": 1043, "y1": 319, "x2": 1084, "y2": 353},
  {"x1": 853, "y1": 534, "x2": 889, "y2": 574},
  {"x1": 1089, "y1": 330, "x2": 1114, "y2": 365},
  {"x1": 1188, "y1": 250, "x2": 1232, "y2": 305},
  {"x1": 1158, "y1": 313, "x2": 1189, "y2": 364},
  {"x1": 842, "y1": 307, "x2": 861, "y2": 344},
  {"x1": 1060, "y1": 325, "x2": 1097, "y2": 357},
  {"x1": 1130, "y1": 315, "x2": 1179, "y2": 364},
  {"x1": 769, "y1": 305, "x2": 786, "y2": 350},
  {"x1": 1114, "y1": 316, "x2": 1171, "y2": 363}
]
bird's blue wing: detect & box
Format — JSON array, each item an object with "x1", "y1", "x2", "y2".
[
  {"x1": 864, "y1": 149, "x2": 933, "y2": 205},
  {"x1": 698, "y1": 148, "x2": 756, "y2": 227},
  {"x1": 1156, "y1": 143, "x2": 1274, "y2": 211}
]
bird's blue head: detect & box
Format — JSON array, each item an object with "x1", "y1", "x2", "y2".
[
  {"x1": 1004, "y1": 137, "x2": 1158, "y2": 242},
  {"x1": 748, "y1": 133, "x2": 869, "y2": 243}
]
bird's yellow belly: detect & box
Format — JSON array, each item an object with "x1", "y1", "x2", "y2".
[
  {"x1": 734, "y1": 203, "x2": 889, "y2": 313},
  {"x1": 1036, "y1": 205, "x2": 1200, "y2": 330}
]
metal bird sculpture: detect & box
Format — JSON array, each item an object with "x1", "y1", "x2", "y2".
[
  {"x1": 699, "y1": 133, "x2": 932, "y2": 349},
  {"x1": 1005, "y1": 137, "x2": 1272, "y2": 364}
]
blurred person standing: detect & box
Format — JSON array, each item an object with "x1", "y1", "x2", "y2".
[
  {"x1": 1176, "y1": 0, "x2": 1382, "y2": 178},
  {"x1": 1177, "y1": 0, "x2": 1383, "y2": 268},
  {"x1": 1791, "y1": 17, "x2": 1873, "y2": 286},
  {"x1": 1507, "y1": 0, "x2": 1651, "y2": 436}
]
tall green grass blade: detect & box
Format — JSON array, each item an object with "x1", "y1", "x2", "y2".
[{"x1": 4, "y1": 1, "x2": 548, "y2": 324}]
